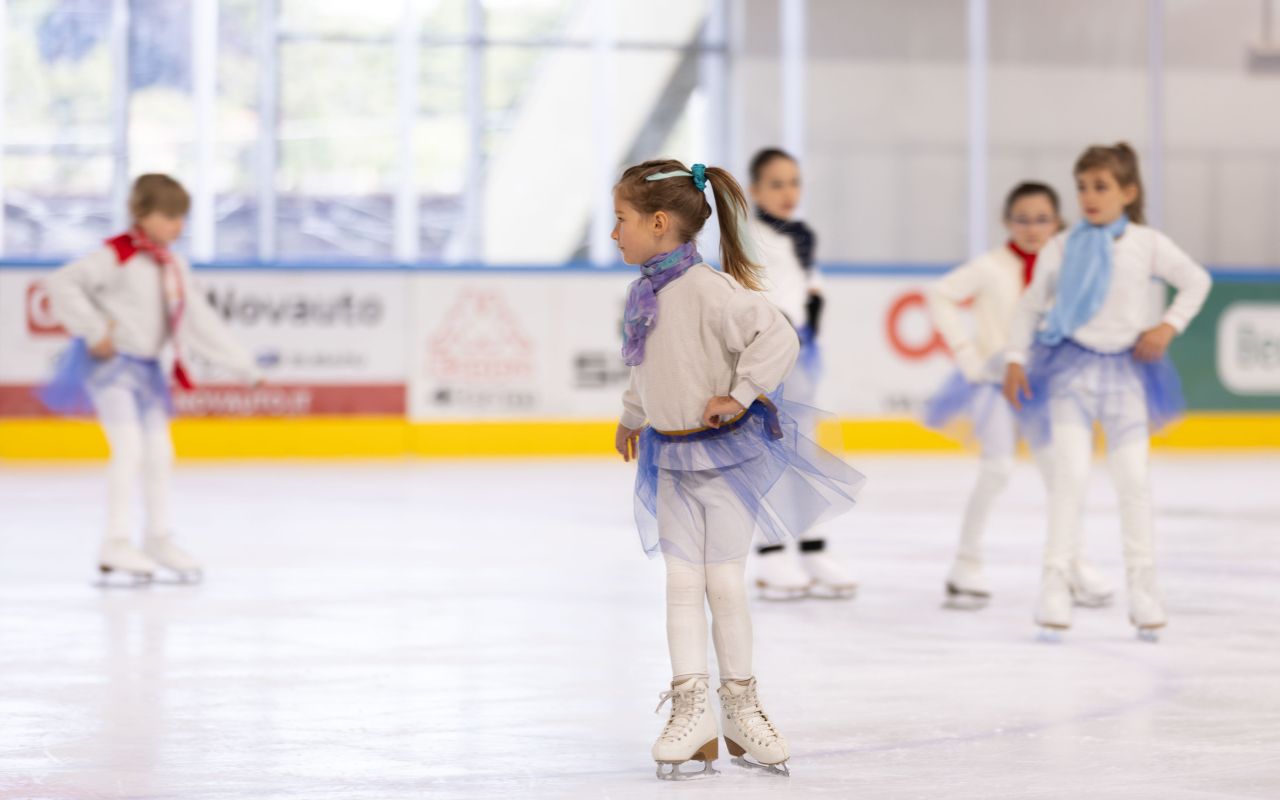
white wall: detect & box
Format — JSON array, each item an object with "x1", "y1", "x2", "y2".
[{"x1": 733, "y1": 0, "x2": 1280, "y2": 266}]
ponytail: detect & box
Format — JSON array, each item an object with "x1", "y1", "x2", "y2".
[
  {"x1": 615, "y1": 159, "x2": 763, "y2": 291},
  {"x1": 704, "y1": 166, "x2": 763, "y2": 291}
]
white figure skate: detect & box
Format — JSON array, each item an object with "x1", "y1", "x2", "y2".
[
  {"x1": 800, "y1": 549, "x2": 857, "y2": 599},
  {"x1": 943, "y1": 558, "x2": 991, "y2": 610},
  {"x1": 754, "y1": 548, "x2": 812, "y2": 600},
  {"x1": 1035, "y1": 566, "x2": 1073, "y2": 641},
  {"x1": 1127, "y1": 565, "x2": 1167, "y2": 642},
  {"x1": 718, "y1": 678, "x2": 790, "y2": 776},
  {"x1": 96, "y1": 541, "x2": 158, "y2": 587},
  {"x1": 144, "y1": 536, "x2": 204, "y2": 583},
  {"x1": 1069, "y1": 560, "x2": 1114, "y2": 608},
  {"x1": 653, "y1": 676, "x2": 719, "y2": 780}
]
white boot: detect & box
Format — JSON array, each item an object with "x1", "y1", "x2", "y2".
[
  {"x1": 652, "y1": 676, "x2": 719, "y2": 780},
  {"x1": 799, "y1": 548, "x2": 857, "y2": 599},
  {"x1": 144, "y1": 536, "x2": 203, "y2": 582},
  {"x1": 944, "y1": 557, "x2": 990, "y2": 609},
  {"x1": 718, "y1": 678, "x2": 790, "y2": 775},
  {"x1": 1127, "y1": 565, "x2": 1166, "y2": 641},
  {"x1": 1035, "y1": 566, "x2": 1073, "y2": 637},
  {"x1": 97, "y1": 540, "x2": 159, "y2": 585},
  {"x1": 754, "y1": 547, "x2": 812, "y2": 600},
  {"x1": 1069, "y1": 559, "x2": 1114, "y2": 608}
]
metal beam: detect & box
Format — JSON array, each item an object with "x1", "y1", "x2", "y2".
[
  {"x1": 1147, "y1": 0, "x2": 1165, "y2": 227},
  {"x1": 110, "y1": 0, "x2": 130, "y2": 231},
  {"x1": 394, "y1": 0, "x2": 421, "y2": 263},
  {"x1": 256, "y1": 0, "x2": 278, "y2": 261},
  {"x1": 966, "y1": 0, "x2": 989, "y2": 257},
  {"x1": 192, "y1": 0, "x2": 218, "y2": 261},
  {"x1": 779, "y1": 0, "x2": 806, "y2": 166}
]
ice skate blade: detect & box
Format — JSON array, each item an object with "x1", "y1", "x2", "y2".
[
  {"x1": 93, "y1": 566, "x2": 154, "y2": 589},
  {"x1": 807, "y1": 583, "x2": 857, "y2": 601},
  {"x1": 755, "y1": 580, "x2": 811, "y2": 601},
  {"x1": 1135, "y1": 627, "x2": 1160, "y2": 643},
  {"x1": 1036, "y1": 625, "x2": 1067, "y2": 643},
  {"x1": 151, "y1": 570, "x2": 204, "y2": 586},
  {"x1": 655, "y1": 739, "x2": 719, "y2": 781},
  {"x1": 729, "y1": 756, "x2": 790, "y2": 777},
  {"x1": 944, "y1": 584, "x2": 990, "y2": 611},
  {"x1": 655, "y1": 761, "x2": 718, "y2": 781},
  {"x1": 725, "y1": 738, "x2": 790, "y2": 776}
]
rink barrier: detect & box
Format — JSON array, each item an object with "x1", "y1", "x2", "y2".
[
  {"x1": 1, "y1": 413, "x2": 1278, "y2": 459},
  {"x1": 3, "y1": 260, "x2": 1277, "y2": 458}
]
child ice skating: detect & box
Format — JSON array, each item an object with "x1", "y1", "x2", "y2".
[
  {"x1": 746, "y1": 147, "x2": 857, "y2": 600},
  {"x1": 612, "y1": 160, "x2": 864, "y2": 778},
  {"x1": 925, "y1": 182, "x2": 1112, "y2": 609},
  {"x1": 1003, "y1": 144, "x2": 1212, "y2": 640},
  {"x1": 42, "y1": 174, "x2": 262, "y2": 584}
]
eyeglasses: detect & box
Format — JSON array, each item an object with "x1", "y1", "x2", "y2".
[{"x1": 1008, "y1": 216, "x2": 1057, "y2": 227}]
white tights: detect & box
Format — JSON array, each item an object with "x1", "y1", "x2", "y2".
[
  {"x1": 664, "y1": 556, "x2": 753, "y2": 682},
  {"x1": 658, "y1": 467, "x2": 756, "y2": 682},
  {"x1": 92, "y1": 384, "x2": 174, "y2": 542},
  {"x1": 1045, "y1": 423, "x2": 1154, "y2": 571}
]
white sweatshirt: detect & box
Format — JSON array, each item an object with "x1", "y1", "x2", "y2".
[
  {"x1": 44, "y1": 239, "x2": 261, "y2": 384},
  {"x1": 748, "y1": 217, "x2": 822, "y2": 329},
  {"x1": 925, "y1": 244, "x2": 1026, "y2": 383},
  {"x1": 1006, "y1": 224, "x2": 1212, "y2": 363},
  {"x1": 620, "y1": 263, "x2": 799, "y2": 433}
]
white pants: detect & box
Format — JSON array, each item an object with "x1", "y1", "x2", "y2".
[
  {"x1": 91, "y1": 383, "x2": 174, "y2": 543},
  {"x1": 658, "y1": 468, "x2": 755, "y2": 681},
  {"x1": 954, "y1": 385, "x2": 1054, "y2": 565},
  {"x1": 1043, "y1": 363, "x2": 1155, "y2": 572}
]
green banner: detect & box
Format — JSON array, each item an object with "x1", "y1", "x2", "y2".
[{"x1": 1169, "y1": 277, "x2": 1280, "y2": 411}]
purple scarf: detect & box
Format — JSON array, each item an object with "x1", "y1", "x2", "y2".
[{"x1": 621, "y1": 241, "x2": 701, "y2": 366}]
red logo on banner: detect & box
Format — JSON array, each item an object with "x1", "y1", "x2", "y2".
[
  {"x1": 885, "y1": 290, "x2": 946, "y2": 360},
  {"x1": 26, "y1": 282, "x2": 67, "y2": 336},
  {"x1": 427, "y1": 288, "x2": 534, "y2": 381}
]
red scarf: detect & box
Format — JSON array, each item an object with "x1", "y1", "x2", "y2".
[
  {"x1": 1008, "y1": 240, "x2": 1038, "y2": 286},
  {"x1": 108, "y1": 227, "x2": 195, "y2": 389}
]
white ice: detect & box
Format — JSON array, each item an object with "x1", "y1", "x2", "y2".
[{"x1": 1, "y1": 454, "x2": 1278, "y2": 799}]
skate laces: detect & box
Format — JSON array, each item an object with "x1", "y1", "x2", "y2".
[
  {"x1": 654, "y1": 684, "x2": 705, "y2": 741},
  {"x1": 723, "y1": 683, "x2": 779, "y2": 742}
]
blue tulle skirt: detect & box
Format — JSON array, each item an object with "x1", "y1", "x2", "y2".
[
  {"x1": 924, "y1": 370, "x2": 990, "y2": 431},
  {"x1": 633, "y1": 390, "x2": 866, "y2": 562},
  {"x1": 38, "y1": 338, "x2": 172, "y2": 418},
  {"x1": 1015, "y1": 339, "x2": 1185, "y2": 450},
  {"x1": 922, "y1": 370, "x2": 1022, "y2": 454}
]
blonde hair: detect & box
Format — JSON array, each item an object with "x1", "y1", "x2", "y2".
[
  {"x1": 614, "y1": 159, "x2": 763, "y2": 291},
  {"x1": 129, "y1": 174, "x2": 191, "y2": 220},
  {"x1": 1074, "y1": 142, "x2": 1145, "y2": 224}
]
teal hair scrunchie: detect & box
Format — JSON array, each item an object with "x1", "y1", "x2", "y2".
[{"x1": 691, "y1": 163, "x2": 707, "y2": 192}]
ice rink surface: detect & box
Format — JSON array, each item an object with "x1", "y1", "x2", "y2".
[{"x1": 1, "y1": 454, "x2": 1277, "y2": 799}]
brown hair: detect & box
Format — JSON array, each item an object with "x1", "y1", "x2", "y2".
[
  {"x1": 749, "y1": 147, "x2": 796, "y2": 184},
  {"x1": 1003, "y1": 181, "x2": 1061, "y2": 220},
  {"x1": 1074, "y1": 142, "x2": 1144, "y2": 224},
  {"x1": 129, "y1": 174, "x2": 191, "y2": 220},
  {"x1": 614, "y1": 159, "x2": 762, "y2": 291}
]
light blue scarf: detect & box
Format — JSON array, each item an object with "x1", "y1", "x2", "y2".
[{"x1": 1037, "y1": 214, "x2": 1129, "y2": 346}]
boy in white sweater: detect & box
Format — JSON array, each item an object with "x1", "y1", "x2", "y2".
[{"x1": 43, "y1": 174, "x2": 261, "y2": 583}]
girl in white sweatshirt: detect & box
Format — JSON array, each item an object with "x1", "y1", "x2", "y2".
[
  {"x1": 41, "y1": 174, "x2": 261, "y2": 584},
  {"x1": 745, "y1": 148, "x2": 857, "y2": 600},
  {"x1": 1003, "y1": 144, "x2": 1211, "y2": 640},
  {"x1": 925, "y1": 182, "x2": 1111, "y2": 609},
  {"x1": 612, "y1": 160, "x2": 864, "y2": 779}
]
